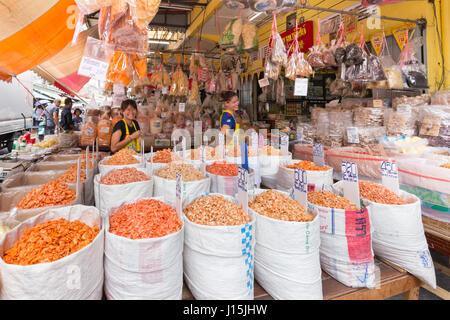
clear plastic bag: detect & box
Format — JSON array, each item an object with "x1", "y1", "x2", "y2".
[
  {"x1": 106, "y1": 51, "x2": 132, "y2": 86},
  {"x1": 223, "y1": 0, "x2": 249, "y2": 9},
  {"x1": 270, "y1": 33, "x2": 288, "y2": 66},
  {"x1": 188, "y1": 80, "x2": 200, "y2": 105},
  {"x1": 78, "y1": 36, "x2": 115, "y2": 81},
  {"x1": 242, "y1": 21, "x2": 258, "y2": 51},
  {"x1": 306, "y1": 45, "x2": 325, "y2": 68},
  {"x1": 285, "y1": 55, "x2": 297, "y2": 81},
  {"x1": 399, "y1": 35, "x2": 428, "y2": 88},
  {"x1": 265, "y1": 58, "x2": 281, "y2": 80},
  {"x1": 344, "y1": 43, "x2": 364, "y2": 66},
  {"x1": 127, "y1": 0, "x2": 161, "y2": 31},
  {"x1": 220, "y1": 18, "x2": 243, "y2": 48},
  {"x1": 323, "y1": 43, "x2": 337, "y2": 66},
  {"x1": 419, "y1": 105, "x2": 450, "y2": 147}
]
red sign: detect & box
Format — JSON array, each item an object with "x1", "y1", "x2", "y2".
[{"x1": 280, "y1": 20, "x2": 314, "y2": 56}]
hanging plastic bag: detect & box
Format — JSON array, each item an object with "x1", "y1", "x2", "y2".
[
  {"x1": 297, "y1": 52, "x2": 313, "y2": 78},
  {"x1": 222, "y1": 0, "x2": 249, "y2": 9},
  {"x1": 399, "y1": 33, "x2": 428, "y2": 88},
  {"x1": 265, "y1": 58, "x2": 281, "y2": 80},
  {"x1": 249, "y1": 0, "x2": 277, "y2": 12},
  {"x1": 127, "y1": 0, "x2": 161, "y2": 31},
  {"x1": 242, "y1": 21, "x2": 258, "y2": 51},
  {"x1": 188, "y1": 80, "x2": 200, "y2": 105},
  {"x1": 306, "y1": 19, "x2": 325, "y2": 69},
  {"x1": 110, "y1": 6, "x2": 148, "y2": 55},
  {"x1": 285, "y1": 55, "x2": 297, "y2": 81},
  {"x1": 106, "y1": 51, "x2": 132, "y2": 86},
  {"x1": 220, "y1": 18, "x2": 243, "y2": 48},
  {"x1": 323, "y1": 41, "x2": 337, "y2": 66}
]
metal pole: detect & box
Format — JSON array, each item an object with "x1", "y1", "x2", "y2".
[{"x1": 298, "y1": 4, "x2": 424, "y2": 26}]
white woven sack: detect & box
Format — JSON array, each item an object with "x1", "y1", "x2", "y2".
[
  {"x1": 104, "y1": 198, "x2": 184, "y2": 299},
  {"x1": 225, "y1": 156, "x2": 261, "y2": 187},
  {"x1": 206, "y1": 169, "x2": 255, "y2": 197},
  {"x1": 249, "y1": 189, "x2": 323, "y2": 300},
  {"x1": 276, "y1": 160, "x2": 333, "y2": 192},
  {"x1": 307, "y1": 197, "x2": 376, "y2": 288},
  {"x1": 153, "y1": 175, "x2": 210, "y2": 207},
  {"x1": 94, "y1": 167, "x2": 153, "y2": 217},
  {"x1": 362, "y1": 191, "x2": 437, "y2": 288},
  {"x1": 183, "y1": 193, "x2": 255, "y2": 300},
  {"x1": 98, "y1": 155, "x2": 144, "y2": 176},
  {"x1": 259, "y1": 153, "x2": 292, "y2": 176},
  {"x1": 0, "y1": 205, "x2": 104, "y2": 299}
]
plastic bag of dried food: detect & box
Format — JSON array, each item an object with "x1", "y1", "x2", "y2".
[
  {"x1": 399, "y1": 35, "x2": 428, "y2": 88},
  {"x1": 323, "y1": 42, "x2": 337, "y2": 66},
  {"x1": 297, "y1": 52, "x2": 313, "y2": 77},
  {"x1": 265, "y1": 58, "x2": 281, "y2": 80},
  {"x1": 368, "y1": 54, "x2": 387, "y2": 81},
  {"x1": 344, "y1": 43, "x2": 364, "y2": 66},
  {"x1": 223, "y1": 0, "x2": 249, "y2": 9},
  {"x1": 269, "y1": 14, "x2": 287, "y2": 67},
  {"x1": 285, "y1": 55, "x2": 297, "y2": 81},
  {"x1": 306, "y1": 45, "x2": 325, "y2": 69},
  {"x1": 189, "y1": 54, "x2": 199, "y2": 79},
  {"x1": 127, "y1": 0, "x2": 161, "y2": 31},
  {"x1": 249, "y1": 0, "x2": 277, "y2": 12},
  {"x1": 276, "y1": 77, "x2": 286, "y2": 105},
  {"x1": 110, "y1": 11, "x2": 148, "y2": 55},
  {"x1": 419, "y1": 105, "x2": 450, "y2": 147},
  {"x1": 206, "y1": 70, "x2": 218, "y2": 94},
  {"x1": 220, "y1": 18, "x2": 243, "y2": 48},
  {"x1": 242, "y1": 21, "x2": 258, "y2": 51},
  {"x1": 106, "y1": 51, "x2": 131, "y2": 86},
  {"x1": 187, "y1": 80, "x2": 200, "y2": 105}
]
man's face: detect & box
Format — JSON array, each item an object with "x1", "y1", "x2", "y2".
[{"x1": 55, "y1": 101, "x2": 61, "y2": 107}]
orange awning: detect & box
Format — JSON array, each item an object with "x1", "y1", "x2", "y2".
[{"x1": 0, "y1": 0, "x2": 78, "y2": 81}]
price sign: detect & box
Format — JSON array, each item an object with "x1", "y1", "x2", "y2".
[
  {"x1": 296, "y1": 127, "x2": 303, "y2": 141},
  {"x1": 258, "y1": 77, "x2": 270, "y2": 88},
  {"x1": 313, "y1": 143, "x2": 325, "y2": 168},
  {"x1": 240, "y1": 142, "x2": 249, "y2": 172},
  {"x1": 294, "y1": 168, "x2": 308, "y2": 207},
  {"x1": 78, "y1": 56, "x2": 109, "y2": 81},
  {"x1": 381, "y1": 160, "x2": 400, "y2": 195},
  {"x1": 218, "y1": 133, "x2": 225, "y2": 158},
  {"x1": 280, "y1": 133, "x2": 289, "y2": 156},
  {"x1": 179, "y1": 103, "x2": 186, "y2": 112},
  {"x1": 347, "y1": 127, "x2": 360, "y2": 144},
  {"x1": 238, "y1": 167, "x2": 248, "y2": 213},
  {"x1": 294, "y1": 78, "x2": 308, "y2": 96},
  {"x1": 162, "y1": 87, "x2": 168, "y2": 95},
  {"x1": 342, "y1": 161, "x2": 360, "y2": 208},
  {"x1": 176, "y1": 173, "x2": 182, "y2": 217}
]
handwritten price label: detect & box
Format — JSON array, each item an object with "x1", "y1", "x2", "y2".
[
  {"x1": 238, "y1": 167, "x2": 248, "y2": 213},
  {"x1": 179, "y1": 103, "x2": 186, "y2": 112},
  {"x1": 294, "y1": 168, "x2": 307, "y2": 207},
  {"x1": 313, "y1": 143, "x2": 325, "y2": 167},
  {"x1": 381, "y1": 160, "x2": 399, "y2": 195},
  {"x1": 162, "y1": 87, "x2": 168, "y2": 95},
  {"x1": 280, "y1": 133, "x2": 289, "y2": 156},
  {"x1": 347, "y1": 127, "x2": 360, "y2": 144},
  {"x1": 342, "y1": 161, "x2": 360, "y2": 208}
]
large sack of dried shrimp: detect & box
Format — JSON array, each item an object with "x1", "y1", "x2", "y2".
[
  {"x1": 0, "y1": 205, "x2": 104, "y2": 299},
  {"x1": 249, "y1": 189, "x2": 322, "y2": 300}
]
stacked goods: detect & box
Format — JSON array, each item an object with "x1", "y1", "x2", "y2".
[
  {"x1": 16, "y1": 180, "x2": 76, "y2": 210},
  {"x1": 81, "y1": 121, "x2": 98, "y2": 147},
  {"x1": 94, "y1": 167, "x2": 153, "y2": 217},
  {"x1": 99, "y1": 149, "x2": 142, "y2": 175},
  {"x1": 248, "y1": 189, "x2": 322, "y2": 300},
  {"x1": 170, "y1": 66, "x2": 189, "y2": 96},
  {"x1": 153, "y1": 163, "x2": 210, "y2": 207},
  {"x1": 0, "y1": 205, "x2": 104, "y2": 299},
  {"x1": 353, "y1": 180, "x2": 437, "y2": 288},
  {"x1": 276, "y1": 160, "x2": 333, "y2": 193},
  {"x1": 307, "y1": 188, "x2": 376, "y2": 288},
  {"x1": 104, "y1": 199, "x2": 183, "y2": 299},
  {"x1": 183, "y1": 194, "x2": 255, "y2": 299},
  {"x1": 206, "y1": 162, "x2": 255, "y2": 197}
]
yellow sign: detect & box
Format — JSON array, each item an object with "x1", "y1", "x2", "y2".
[
  {"x1": 371, "y1": 32, "x2": 384, "y2": 56},
  {"x1": 393, "y1": 25, "x2": 409, "y2": 52}
]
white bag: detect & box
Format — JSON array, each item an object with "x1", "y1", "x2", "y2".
[
  {"x1": 98, "y1": 155, "x2": 144, "y2": 176},
  {"x1": 276, "y1": 160, "x2": 333, "y2": 192},
  {"x1": 249, "y1": 189, "x2": 323, "y2": 300},
  {"x1": 153, "y1": 175, "x2": 210, "y2": 207},
  {"x1": 225, "y1": 156, "x2": 261, "y2": 187},
  {"x1": 363, "y1": 191, "x2": 437, "y2": 288},
  {"x1": 104, "y1": 198, "x2": 184, "y2": 300},
  {"x1": 94, "y1": 167, "x2": 153, "y2": 217},
  {"x1": 307, "y1": 199, "x2": 377, "y2": 288},
  {"x1": 206, "y1": 169, "x2": 255, "y2": 197},
  {"x1": 259, "y1": 153, "x2": 292, "y2": 177},
  {"x1": 0, "y1": 205, "x2": 104, "y2": 299},
  {"x1": 183, "y1": 193, "x2": 255, "y2": 300},
  {"x1": 261, "y1": 173, "x2": 279, "y2": 189}
]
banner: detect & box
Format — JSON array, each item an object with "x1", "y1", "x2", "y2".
[
  {"x1": 393, "y1": 25, "x2": 409, "y2": 52},
  {"x1": 280, "y1": 20, "x2": 314, "y2": 56},
  {"x1": 371, "y1": 32, "x2": 384, "y2": 56}
]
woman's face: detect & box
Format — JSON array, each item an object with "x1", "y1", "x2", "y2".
[
  {"x1": 225, "y1": 95, "x2": 239, "y2": 112},
  {"x1": 75, "y1": 110, "x2": 81, "y2": 117},
  {"x1": 123, "y1": 105, "x2": 137, "y2": 121}
]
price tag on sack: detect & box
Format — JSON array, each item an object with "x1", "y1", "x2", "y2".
[
  {"x1": 342, "y1": 161, "x2": 360, "y2": 209},
  {"x1": 258, "y1": 77, "x2": 270, "y2": 88},
  {"x1": 162, "y1": 87, "x2": 168, "y2": 95},
  {"x1": 313, "y1": 143, "x2": 325, "y2": 168},
  {"x1": 381, "y1": 160, "x2": 400, "y2": 195},
  {"x1": 238, "y1": 167, "x2": 248, "y2": 213},
  {"x1": 218, "y1": 133, "x2": 225, "y2": 158},
  {"x1": 296, "y1": 127, "x2": 303, "y2": 141},
  {"x1": 176, "y1": 173, "x2": 182, "y2": 218},
  {"x1": 294, "y1": 78, "x2": 308, "y2": 96},
  {"x1": 179, "y1": 103, "x2": 186, "y2": 112},
  {"x1": 294, "y1": 168, "x2": 308, "y2": 207},
  {"x1": 280, "y1": 132, "x2": 289, "y2": 156},
  {"x1": 346, "y1": 127, "x2": 360, "y2": 144},
  {"x1": 78, "y1": 56, "x2": 109, "y2": 81}
]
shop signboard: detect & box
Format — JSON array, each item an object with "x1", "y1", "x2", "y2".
[{"x1": 280, "y1": 20, "x2": 314, "y2": 56}]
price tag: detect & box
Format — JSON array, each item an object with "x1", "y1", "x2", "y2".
[
  {"x1": 381, "y1": 160, "x2": 400, "y2": 195},
  {"x1": 176, "y1": 173, "x2": 182, "y2": 217},
  {"x1": 179, "y1": 103, "x2": 186, "y2": 112},
  {"x1": 294, "y1": 78, "x2": 308, "y2": 96},
  {"x1": 313, "y1": 143, "x2": 325, "y2": 168},
  {"x1": 77, "y1": 56, "x2": 109, "y2": 81},
  {"x1": 296, "y1": 127, "x2": 303, "y2": 141},
  {"x1": 347, "y1": 127, "x2": 360, "y2": 144},
  {"x1": 218, "y1": 133, "x2": 225, "y2": 158},
  {"x1": 238, "y1": 167, "x2": 248, "y2": 213},
  {"x1": 258, "y1": 78, "x2": 270, "y2": 88},
  {"x1": 162, "y1": 87, "x2": 168, "y2": 95},
  {"x1": 294, "y1": 168, "x2": 308, "y2": 207},
  {"x1": 341, "y1": 161, "x2": 360, "y2": 209},
  {"x1": 280, "y1": 133, "x2": 289, "y2": 156}
]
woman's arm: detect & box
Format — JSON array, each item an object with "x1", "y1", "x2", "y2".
[
  {"x1": 221, "y1": 124, "x2": 231, "y2": 135},
  {"x1": 110, "y1": 130, "x2": 132, "y2": 153}
]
